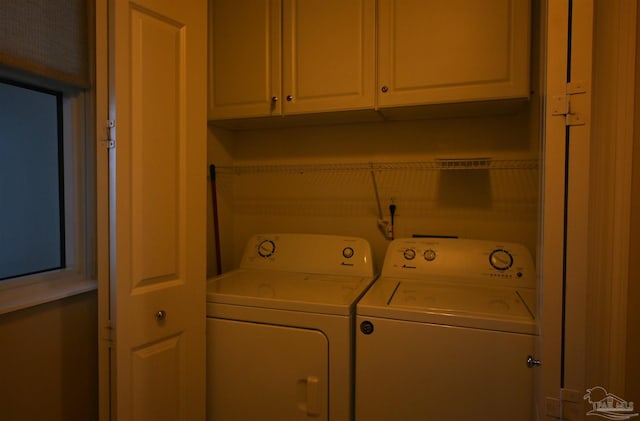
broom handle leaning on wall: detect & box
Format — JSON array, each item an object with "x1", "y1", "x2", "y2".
[{"x1": 210, "y1": 164, "x2": 222, "y2": 275}]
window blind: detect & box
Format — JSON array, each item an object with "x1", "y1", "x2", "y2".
[{"x1": 0, "y1": 0, "x2": 89, "y2": 89}]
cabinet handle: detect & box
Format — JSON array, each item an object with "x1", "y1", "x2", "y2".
[
  {"x1": 271, "y1": 96, "x2": 278, "y2": 102},
  {"x1": 381, "y1": 86, "x2": 389, "y2": 93},
  {"x1": 155, "y1": 310, "x2": 166, "y2": 321},
  {"x1": 286, "y1": 95, "x2": 293, "y2": 101}
]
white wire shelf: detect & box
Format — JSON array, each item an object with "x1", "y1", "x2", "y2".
[{"x1": 215, "y1": 158, "x2": 539, "y2": 175}]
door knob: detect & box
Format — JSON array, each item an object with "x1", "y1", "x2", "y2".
[{"x1": 155, "y1": 310, "x2": 167, "y2": 321}]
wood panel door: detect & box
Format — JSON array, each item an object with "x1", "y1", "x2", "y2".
[{"x1": 102, "y1": 0, "x2": 207, "y2": 419}]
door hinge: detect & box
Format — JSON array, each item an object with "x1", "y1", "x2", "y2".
[
  {"x1": 100, "y1": 119, "x2": 115, "y2": 149},
  {"x1": 100, "y1": 320, "x2": 114, "y2": 342},
  {"x1": 551, "y1": 81, "x2": 587, "y2": 126}
]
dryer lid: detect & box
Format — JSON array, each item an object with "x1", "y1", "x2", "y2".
[{"x1": 207, "y1": 269, "x2": 375, "y2": 315}]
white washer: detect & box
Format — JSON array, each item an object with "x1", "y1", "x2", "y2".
[
  {"x1": 206, "y1": 233, "x2": 376, "y2": 421},
  {"x1": 356, "y1": 238, "x2": 538, "y2": 421}
]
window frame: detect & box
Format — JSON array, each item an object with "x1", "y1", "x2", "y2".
[{"x1": 0, "y1": 77, "x2": 96, "y2": 315}]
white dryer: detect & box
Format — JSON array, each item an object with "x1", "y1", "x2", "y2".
[
  {"x1": 206, "y1": 233, "x2": 376, "y2": 421},
  {"x1": 356, "y1": 238, "x2": 538, "y2": 421}
]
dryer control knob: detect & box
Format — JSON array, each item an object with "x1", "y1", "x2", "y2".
[
  {"x1": 257, "y1": 239, "x2": 276, "y2": 258},
  {"x1": 489, "y1": 249, "x2": 514, "y2": 271},
  {"x1": 360, "y1": 321, "x2": 374, "y2": 335}
]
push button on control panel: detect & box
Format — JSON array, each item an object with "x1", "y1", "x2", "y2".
[{"x1": 360, "y1": 320, "x2": 374, "y2": 335}]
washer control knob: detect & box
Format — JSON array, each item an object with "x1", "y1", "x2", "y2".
[
  {"x1": 424, "y1": 249, "x2": 436, "y2": 261},
  {"x1": 403, "y1": 248, "x2": 416, "y2": 260},
  {"x1": 360, "y1": 321, "x2": 374, "y2": 335},
  {"x1": 342, "y1": 246, "x2": 355, "y2": 259},
  {"x1": 257, "y1": 239, "x2": 276, "y2": 258},
  {"x1": 489, "y1": 249, "x2": 514, "y2": 271}
]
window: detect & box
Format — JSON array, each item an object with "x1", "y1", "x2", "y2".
[
  {"x1": 0, "y1": 80, "x2": 65, "y2": 280},
  {"x1": 0, "y1": 0, "x2": 94, "y2": 314},
  {"x1": 0, "y1": 78, "x2": 95, "y2": 314}
]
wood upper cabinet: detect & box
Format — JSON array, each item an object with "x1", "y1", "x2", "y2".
[
  {"x1": 208, "y1": 0, "x2": 375, "y2": 120},
  {"x1": 208, "y1": 0, "x2": 531, "y2": 122},
  {"x1": 208, "y1": 0, "x2": 281, "y2": 120},
  {"x1": 377, "y1": 0, "x2": 531, "y2": 108}
]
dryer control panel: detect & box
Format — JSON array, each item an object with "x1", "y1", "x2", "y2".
[
  {"x1": 240, "y1": 233, "x2": 375, "y2": 277},
  {"x1": 381, "y1": 238, "x2": 535, "y2": 289}
]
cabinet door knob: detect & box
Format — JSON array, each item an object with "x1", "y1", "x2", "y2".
[
  {"x1": 155, "y1": 310, "x2": 167, "y2": 321},
  {"x1": 271, "y1": 96, "x2": 278, "y2": 102},
  {"x1": 526, "y1": 355, "x2": 542, "y2": 368},
  {"x1": 381, "y1": 86, "x2": 389, "y2": 93},
  {"x1": 286, "y1": 95, "x2": 293, "y2": 101}
]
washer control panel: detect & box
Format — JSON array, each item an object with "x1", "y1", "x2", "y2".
[
  {"x1": 382, "y1": 238, "x2": 535, "y2": 288},
  {"x1": 240, "y1": 233, "x2": 374, "y2": 277}
]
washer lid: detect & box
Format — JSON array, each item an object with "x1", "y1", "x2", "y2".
[
  {"x1": 207, "y1": 269, "x2": 375, "y2": 315},
  {"x1": 358, "y1": 278, "x2": 537, "y2": 334}
]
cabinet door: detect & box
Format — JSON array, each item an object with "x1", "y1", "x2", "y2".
[
  {"x1": 282, "y1": 0, "x2": 375, "y2": 115},
  {"x1": 207, "y1": 318, "x2": 329, "y2": 420},
  {"x1": 377, "y1": 0, "x2": 530, "y2": 108},
  {"x1": 208, "y1": 0, "x2": 281, "y2": 119}
]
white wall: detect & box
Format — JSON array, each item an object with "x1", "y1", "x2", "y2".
[
  {"x1": 207, "y1": 104, "x2": 539, "y2": 275},
  {"x1": 0, "y1": 291, "x2": 98, "y2": 420}
]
